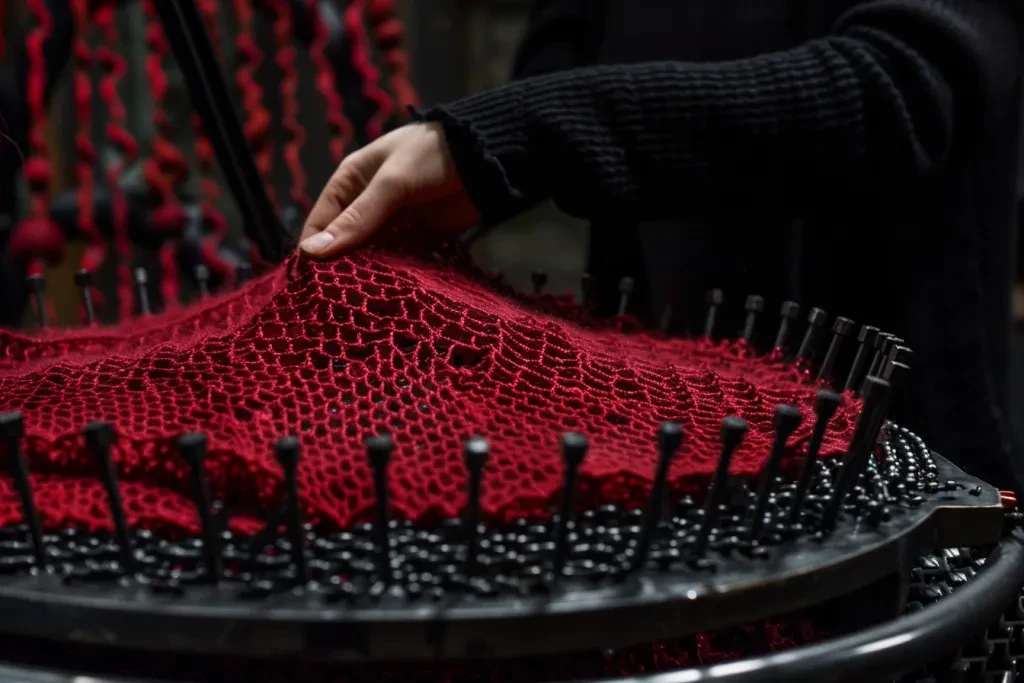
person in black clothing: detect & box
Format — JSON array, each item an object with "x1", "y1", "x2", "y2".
[{"x1": 299, "y1": 0, "x2": 1023, "y2": 493}]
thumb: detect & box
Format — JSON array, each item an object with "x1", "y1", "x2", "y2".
[{"x1": 298, "y1": 171, "x2": 406, "y2": 258}]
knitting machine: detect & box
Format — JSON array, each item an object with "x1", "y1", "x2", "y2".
[{"x1": 1, "y1": 2, "x2": 1023, "y2": 683}]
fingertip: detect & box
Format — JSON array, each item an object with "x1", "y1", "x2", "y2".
[{"x1": 298, "y1": 231, "x2": 336, "y2": 256}]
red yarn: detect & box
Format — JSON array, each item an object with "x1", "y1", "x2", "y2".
[
  {"x1": 270, "y1": 0, "x2": 312, "y2": 213},
  {"x1": 192, "y1": 0, "x2": 235, "y2": 283},
  {"x1": 21, "y1": 0, "x2": 64, "y2": 274},
  {"x1": 142, "y1": 0, "x2": 189, "y2": 308},
  {"x1": 95, "y1": 5, "x2": 138, "y2": 322},
  {"x1": 343, "y1": 0, "x2": 394, "y2": 140},
  {"x1": 308, "y1": 0, "x2": 355, "y2": 163},
  {"x1": 0, "y1": 241, "x2": 860, "y2": 535},
  {"x1": 233, "y1": 0, "x2": 276, "y2": 196},
  {"x1": 71, "y1": 0, "x2": 107, "y2": 281},
  {"x1": 8, "y1": 217, "x2": 65, "y2": 266},
  {"x1": 22, "y1": 158, "x2": 52, "y2": 191},
  {"x1": 365, "y1": 1, "x2": 419, "y2": 112}
]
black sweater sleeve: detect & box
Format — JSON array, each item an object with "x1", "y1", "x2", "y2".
[{"x1": 422, "y1": 0, "x2": 1019, "y2": 224}]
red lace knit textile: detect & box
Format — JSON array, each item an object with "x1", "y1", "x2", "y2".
[{"x1": 0, "y1": 244, "x2": 860, "y2": 535}]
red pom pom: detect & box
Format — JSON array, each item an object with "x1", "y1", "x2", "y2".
[
  {"x1": 8, "y1": 217, "x2": 66, "y2": 265},
  {"x1": 367, "y1": 0, "x2": 396, "y2": 22},
  {"x1": 23, "y1": 158, "x2": 52, "y2": 192},
  {"x1": 150, "y1": 204, "x2": 188, "y2": 236}
]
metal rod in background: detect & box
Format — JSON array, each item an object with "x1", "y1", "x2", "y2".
[{"x1": 153, "y1": 0, "x2": 288, "y2": 264}]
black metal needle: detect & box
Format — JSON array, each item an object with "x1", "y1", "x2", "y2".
[
  {"x1": 817, "y1": 317, "x2": 855, "y2": 383},
  {"x1": 823, "y1": 377, "x2": 893, "y2": 530},
  {"x1": 692, "y1": 417, "x2": 747, "y2": 558},
  {"x1": 463, "y1": 436, "x2": 489, "y2": 574},
  {"x1": 75, "y1": 269, "x2": 97, "y2": 324},
  {"x1": 703, "y1": 289, "x2": 724, "y2": 339},
  {"x1": 177, "y1": 432, "x2": 222, "y2": 580},
  {"x1": 843, "y1": 325, "x2": 879, "y2": 392},
  {"x1": 366, "y1": 433, "x2": 394, "y2": 582},
  {"x1": 788, "y1": 391, "x2": 842, "y2": 525},
  {"x1": 749, "y1": 406, "x2": 802, "y2": 542},
  {"x1": 0, "y1": 412, "x2": 46, "y2": 568},
  {"x1": 553, "y1": 432, "x2": 587, "y2": 578},
  {"x1": 742, "y1": 295, "x2": 764, "y2": 343},
  {"x1": 774, "y1": 301, "x2": 801, "y2": 351},
  {"x1": 632, "y1": 422, "x2": 684, "y2": 571},
  {"x1": 275, "y1": 436, "x2": 306, "y2": 583},
  {"x1": 85, "y1": 421, "x2": 135, "y2": 573}
]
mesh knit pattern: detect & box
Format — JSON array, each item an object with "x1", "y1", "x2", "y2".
[{"x1": 0, "y1": 244, "x2": 860, "y2": 534}]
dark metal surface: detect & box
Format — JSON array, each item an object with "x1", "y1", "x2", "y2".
[
  {"x1": 568, "y1": 529, "x2": 1024, "y2": 683},
  {"x1": 0, "y1": 455, "x2": 1003, "y2": 662}
]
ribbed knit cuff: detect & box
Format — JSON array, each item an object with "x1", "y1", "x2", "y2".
[{"x1": 412, "y1": 85, "x2": 539, "y2": 226}]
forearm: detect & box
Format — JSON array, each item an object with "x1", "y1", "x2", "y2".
[{"x1": 424, "y1": 0, "x2": 1017, "y2": 223}]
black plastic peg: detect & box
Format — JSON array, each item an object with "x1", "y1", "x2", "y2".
[
  {"x1": 844, "y1": 325, "x2": 879, "y2": 392},
  {"x1": 275, "y1": 436, "x2": 306, "y2": 583},
  {"x1": 530, "y1": 270, "x2": 548, "y2": 295},
  {"x1": 236, "y1": 262, "x2": 253, "y2": 285},
  {"x1": 580, "y1": 273, "x2": 594, "y2": 307},
  {"x1": 27, "y1": 274, "x2": 48, "y2": 327},
  {"x1": 85, "y1": 421, "x2": 135, "y2": 572},
  {"x1": 749, "y1": 406, "x2": 802, "y2": 541},
  {"x1": 134, "y1": 268, "x2": 151, "y2": 316},
  {"x1": 194, "y1": 264, "x2": 210, "y2": 298},
  {"x1": 703, "y1": 289, "x2": 724, "y2": 339},
  {"x1": 0, "y1": 412, "x2": 46, "y2": 568},
  {"x1": 823, "y1": 377, "x2": 893, "y2": 530},
  {"x1": 75, "y1": 269, "x2": 97, "y2": 324},
  {"x1": 553, "y1": 432, "x2": 588, "y2": 578},
  {"x1": 796, "y1": 308, "x2": 828, "y2": 362},
  {"x1": 742, "y1": 295, "x2": 764, "y2": 343},
  {"x1": 463, "y1": 436, "x2": 489, "y2": 573},
  {"x1": 617, "y1": 277, "x2": 635, "y2": 316},
  {"x1": 632, "y1": 422, "x2": 684, "y2": 571},
  {"x1": 789, "y1": 391, "x2": 842, "y2": 524},
  {"x1": 863, "y1": 333, "x2": 893, "y2": 391},
  {"x1": 816, "y1": 317, "x2": 855, "y2": 382},
  {"x1": 366, "y1": 434, "x2": 394, "y2": 581},
  {"x1": 177, "y1": 432, "x2": 221, "y2": 580},
  {"x1": 692, "y1": 417, "x2": 747, "y2": 558},
  {"x1": 774, "y1": 301, "x2": 801, "y2": 351}
]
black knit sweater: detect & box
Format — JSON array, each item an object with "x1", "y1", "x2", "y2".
[{"x1": 421, "y1": 0, "x2": 1023, "y2": 490}]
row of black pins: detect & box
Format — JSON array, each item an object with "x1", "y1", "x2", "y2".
[
  {"x1": 25, "y1": 261, "x2": 252, "y2": 328},
  {"x1": 513, "y1": 273, "x2": 900, "y2": 394},
  {"x1": 1, "y1": 393, "x2": 889, "y2": 584},
  {"x1": 0, "y1": 412, "x2": 301, "y2": 583}
]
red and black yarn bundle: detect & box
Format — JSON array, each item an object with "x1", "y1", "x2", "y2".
[{"x1": 2, "y1": 0, "x2": 416, "y2": 322}]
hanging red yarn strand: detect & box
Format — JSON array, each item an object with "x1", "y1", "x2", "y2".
[
  {"x1": 142, "y1": 0, "x2": 190, "y2": 309},
  {"x1": 95, "y1": 4, "x2": 140, "y2": 321},
  {"x1": 232, "y1": 0, "x2": 275, "y2": 197},
  {"x1": 307, "y1": 0, "x2": 353, "y2": 164},
  {"x1": 10, "y1": 0, "x2": 65, "y2": 287},
  {"x1": 366, "y1": 0, "x2": 419, "y2": 112},
  {"x1": 343, "y1": 0, "x2": 394, "y2": 140},
  {"x1": 70, "y1": 0, "x2": 107, "y2": 320},
  {"x1": 270, "y1": 0, "x2": 312, "y2": 214},
  {"x1": 193, "y1": 0, "x2": 234, "y2": 284}
]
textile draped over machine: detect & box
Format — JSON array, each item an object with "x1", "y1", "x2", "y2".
[{"x1": 1, "y1": 2, "x2": 1023, "y2": 682}]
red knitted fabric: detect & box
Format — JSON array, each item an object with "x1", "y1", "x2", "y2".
[{"x1": 0, "y1": 240, "x2": 861, "y2": 535}]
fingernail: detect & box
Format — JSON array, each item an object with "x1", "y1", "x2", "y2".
[{"x1": 300, "y1": 232, "x2": 335, "y2": 255}]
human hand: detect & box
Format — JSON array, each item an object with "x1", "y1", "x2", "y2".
[{"x1": 298, "y1": 122, "x2": 480, "y2": 258}]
